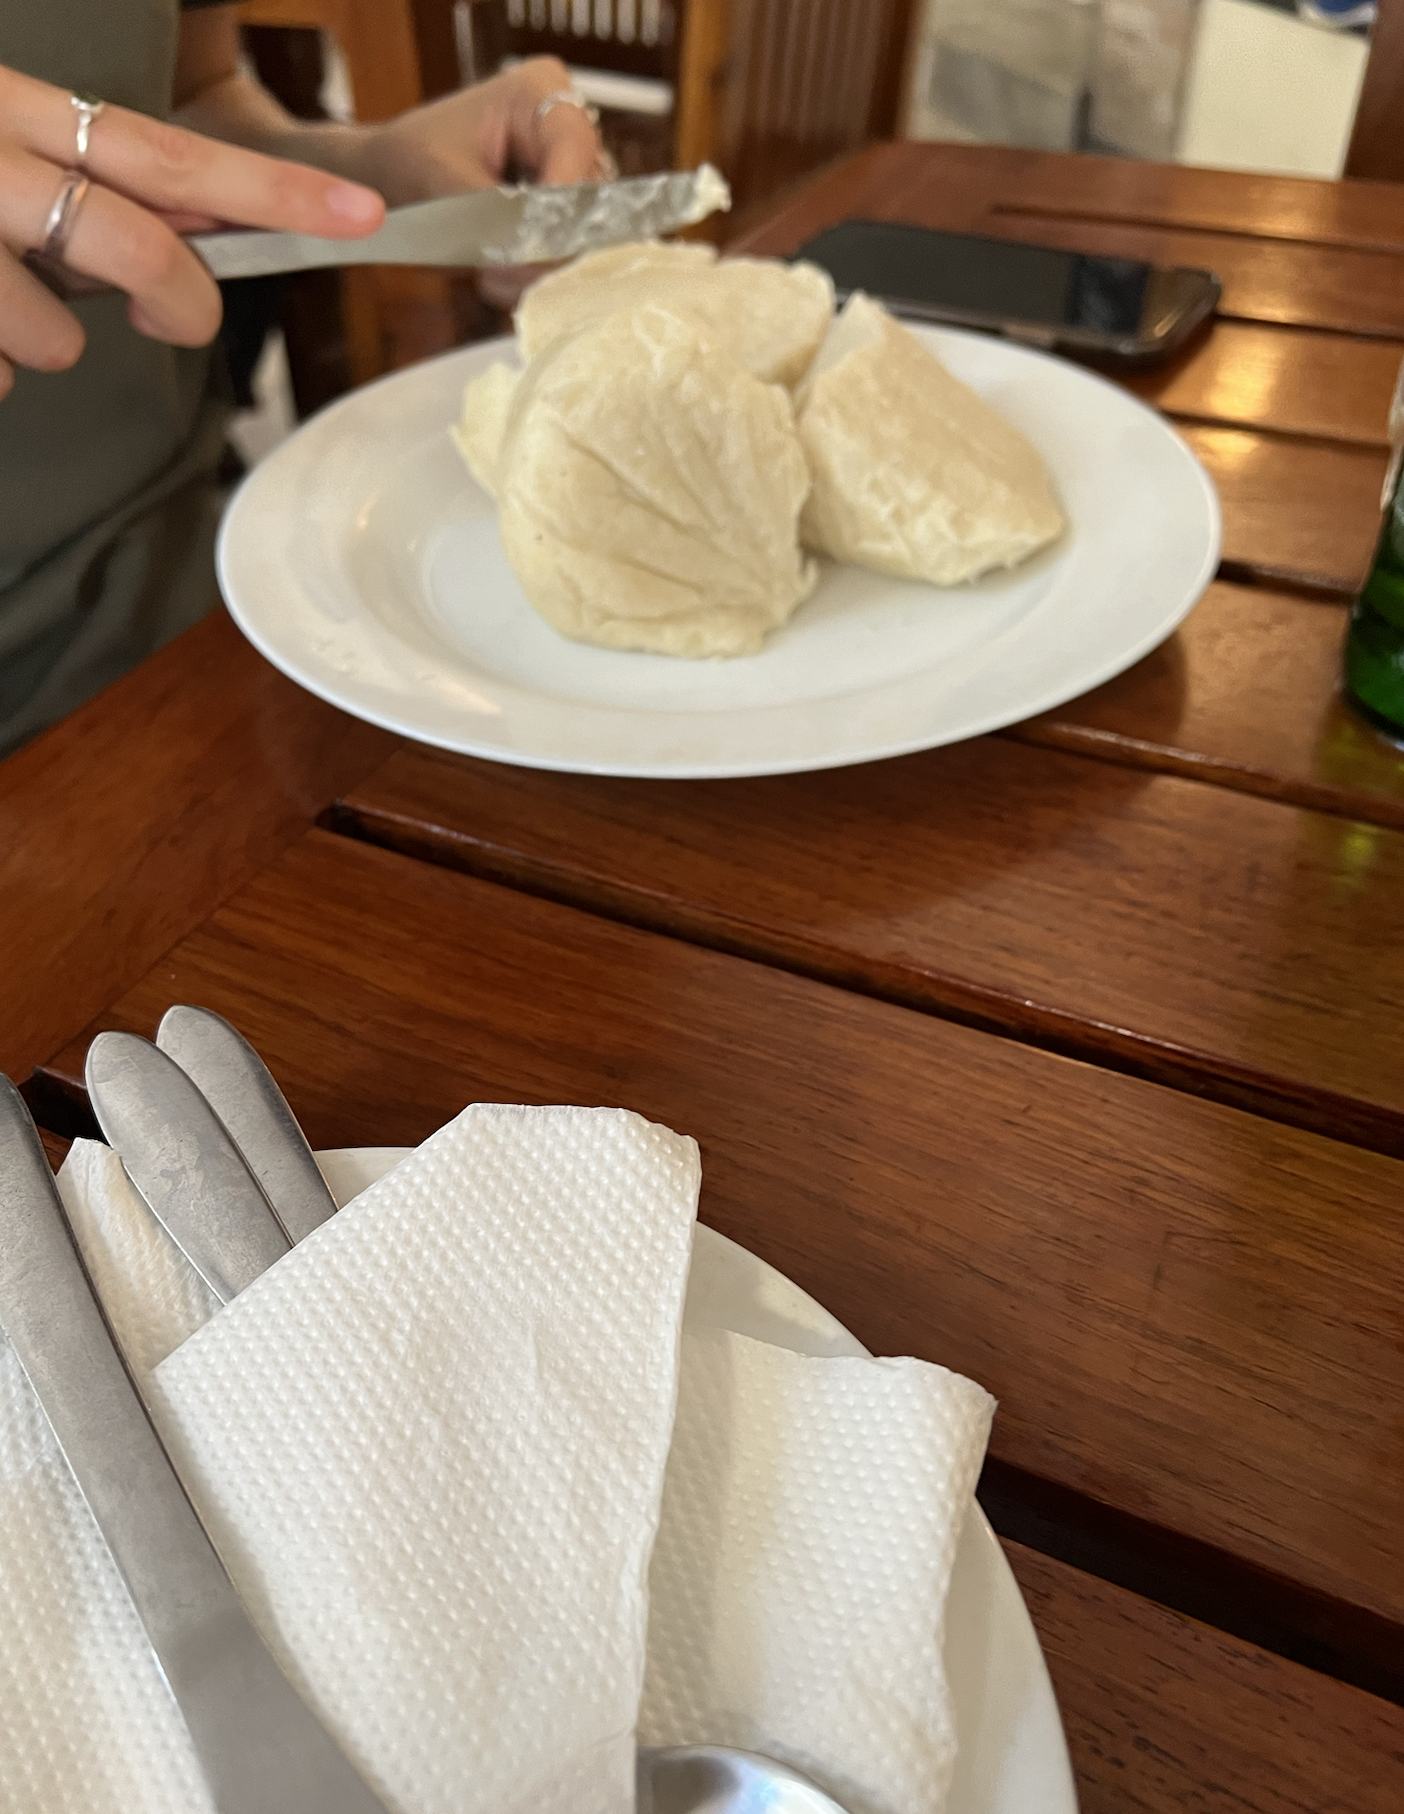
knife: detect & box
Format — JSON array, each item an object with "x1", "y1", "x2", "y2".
[
  {"x1": 0, "y1": 1077, "x2": 388, "y2": 1814},
  {"x1": 190, "y1": 162, "x2": 729, "y2": 278},
  {"x1": 85, "y1": 1032, "x2": 291, "y2": 1302},
  {"x1": 26, "y1": 163, "x2": 729, "y2": 300},
  {"x1": 155, "y1": 1006, "x2": 338, "y2": 1245}
]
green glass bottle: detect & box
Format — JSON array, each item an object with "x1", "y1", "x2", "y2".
[{"x1": 1345, "y1": 448, "x2": 1404, "y2": 735}]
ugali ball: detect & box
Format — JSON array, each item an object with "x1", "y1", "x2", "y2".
[
  {"x1": 456, "y1": 304, "x2": 816, "y2": 659},
  {"x1": 796, "y1": 294, "x2": 1065, "y2": 585},
  {"x1": 514, "y1": 241, "x2": 835, "y2": 390}
]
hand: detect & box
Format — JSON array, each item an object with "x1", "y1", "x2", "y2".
[
  {"x1": 353, "y1": 57, "x2": 608, "y2": 311},
  {"x1": 355, "y1": 58, "x2": 605, "y2": 204},
  {"x1": 0, "y1": 62, "x2": 385, "y2": 400}
]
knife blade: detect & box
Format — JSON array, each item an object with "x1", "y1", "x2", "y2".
[
  {"x1": 156, "y1": 1006, "x2": 337, "y2": 1245},
  {"x1": 0, "y1": 1077, "x2": 388, "y2": 1814},
  {"x1": 189, "y1": 162, "x2": 731, "y2": 280},
  {"x1": 85, "y1": 1032, "x2": 291, "y2": 1302}
]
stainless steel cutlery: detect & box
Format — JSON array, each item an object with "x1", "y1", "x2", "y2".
[{"x1": 0, "y1": 1077, "x2": 388, "y2": 1814}]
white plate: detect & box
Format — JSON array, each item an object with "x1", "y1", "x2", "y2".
[
  {"x1": 316, "y1": 1147, "x2": 1078, "y2": 1814},
  {"x1": 218, "y1": 329, "x2": 1219, "y2": 780}
]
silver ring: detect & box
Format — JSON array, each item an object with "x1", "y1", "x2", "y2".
[
  {"x1": 40, "y1": 170, "x2": 90, "y2": 261},
  {"x1": 71, "y1": 92, "x2": 105, "y2": 165},
  {"x1": 534, "y1": 86, "x2": 601, "y2": 129}
]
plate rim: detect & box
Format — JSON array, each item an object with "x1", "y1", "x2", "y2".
[{"x1": 219, "y1": 326, "x2": 1218, "y2": 780}]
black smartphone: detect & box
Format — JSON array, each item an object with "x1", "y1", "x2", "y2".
[{"x1": 793, "y1": 220, "x2": 1220, "y2": 363}]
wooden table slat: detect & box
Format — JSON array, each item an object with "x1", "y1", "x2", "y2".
[
  {"x1": 735, "y1": 141, "x2": 1404, "y2": 258},
  {"x1": 1011, "y1": 580, "x2": 1404, "y2": 828},
  {"x1": 980, "y1": 147, "x2": 1404, "y2": 253},
  {"x1": 1007, "y1": 1542, "x2": 1404, "y2": 1814},
  {"x1": 0, "y1": 610, "x2": 398, "y2": 1084},
  {"x1": 1181, "y1": 424, "x2": 1384, "y2": 597},
  {"x1": 335, "y1": 732, "x2": 1404, "y2": 1156},
  {"x1": 43, "y1": 829, "x2": 1404, "y2": 1697},
  {"x1": 38, "y1": 1126, "x2": 71, "y2": 1174},
  {"x1": 1116, "y1": 320, "x2": 1400, "y2": 449}
]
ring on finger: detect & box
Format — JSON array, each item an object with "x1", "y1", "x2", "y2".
[
  {"x1": 535, "y1": 85, "x2": 601, "y2": 129},
  {"x1": 39, "y1": 170, "x2": 91, "y2": 262},
  {"x1": 71, "y1": 92, "x2": 106, "y2": 166}
]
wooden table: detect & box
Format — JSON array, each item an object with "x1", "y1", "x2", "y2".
[{"x1": 5, "y1": 143, "x2": 1404, "y2": 1812}]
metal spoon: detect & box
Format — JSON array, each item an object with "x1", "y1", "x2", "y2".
[{"x1": 639, "y1": 1747, "x2": 851, "y2": 1814}]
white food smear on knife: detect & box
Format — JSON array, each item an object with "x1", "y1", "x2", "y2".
[{"x1": 452, "y1": 242, "x2": 1065, "y2": 659}]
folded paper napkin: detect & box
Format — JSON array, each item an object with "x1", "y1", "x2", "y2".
[
  {"x1": 5, "y1": 1106, "x2": 701, "y2": 1814},
  {"x1": 640, "y1": 1329, "x2": 994, "y2": 1814},
  {"x1": 0, "y1": 1106, "x2": 994, "y2": 1814}
]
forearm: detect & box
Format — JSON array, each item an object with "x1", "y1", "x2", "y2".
[{"x1": 171, "y1": 10, "x2": 598, "y2": 210}]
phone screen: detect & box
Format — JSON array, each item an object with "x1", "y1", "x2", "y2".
[{"x1": 796, "y1": 221, "x2": 1158, "y2": 337}]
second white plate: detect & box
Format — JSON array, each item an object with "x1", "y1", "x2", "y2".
[{"x1": 220, "y1": 328, "x2": 1218, "y2": 779}]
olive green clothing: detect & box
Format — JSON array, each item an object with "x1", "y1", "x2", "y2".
[{"x1": 0, "y1": 2, "x2": 229, "y2": 755}]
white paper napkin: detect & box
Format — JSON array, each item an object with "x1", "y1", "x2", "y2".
[
  {"x1": 1, "y1": 1109, "x2": 993, "y2": 1814},
  {"x1": 2, "y1": 1105, "x2": 700, "y2": 1814},
  {"x1": 640, "y1": 1328, "x2": 995, "y2": 1814}
]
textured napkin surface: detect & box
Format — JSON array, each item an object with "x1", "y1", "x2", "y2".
[
  {"x1": 2, "y1": 1119, "x2": 994, "y2": 1814},
  {"x1": 640, "y1": 1328, "x2": 995, "y2": 1814},
  {"x1": 153, "y1": 1103, "x2": 699, "y2": 1814},
  {"x1": 1, "y1": 1107, "x2": 699, "y2": 1814}
]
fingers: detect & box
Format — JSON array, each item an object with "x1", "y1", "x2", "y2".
[
  {"x1": 0, "y1": 245, "x2": 85, "y2": 374},
  {"x1": 0, "y1": 140, "x2": 221, "y2": 347},
  {"x1": 2, "y1": 64, "x2": 384, "y2": 237},
  {"x1": 68, "y1": 184, "x2": 224, "y2": 344},
  {"x1": 506, "y1": 58, "x2": 605, "y2": 186},
  {"x1": 90, "y1": 107, "x2": 385, "y2": 235},
  {"x1": 534, "y1": 106, "x2": 605, "y2": 186}
]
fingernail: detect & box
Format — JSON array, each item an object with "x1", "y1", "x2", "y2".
[{"x1": 327, "y1": 182, "x2": 383, "y2": 224}]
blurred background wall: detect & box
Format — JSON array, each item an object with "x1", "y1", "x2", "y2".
[{"x1": 903, "y1": 0, "x2": 1371, "y2": 178}]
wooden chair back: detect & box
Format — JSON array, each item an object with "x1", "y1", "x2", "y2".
[
  {"x1": 483, "y1": 0, "x2": 684, "y2": 79},
  {"x1": 235, "y1": 0, "x2": 481, "y2": 405},
  {"x1": 236, "y1": 0, "x2": 444, "y2": 120},
  {"x1": 1346, "y1": 0, "x2": 1403, "y2": 182},
  {"x1": 715, "y1": 0, "x2": 917, "y2": 217},
  {"x1": 466, "y1": 0, "x2": 721, "y2": 178}
]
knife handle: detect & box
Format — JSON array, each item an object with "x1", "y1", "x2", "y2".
[{"x1": 0, "y1": 1077, "x2": 388, "y2": 1814}]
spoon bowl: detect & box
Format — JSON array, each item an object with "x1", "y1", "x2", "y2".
[{"x1": 639, "y1": 1746, "x2": 851, "y2": 1814}]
